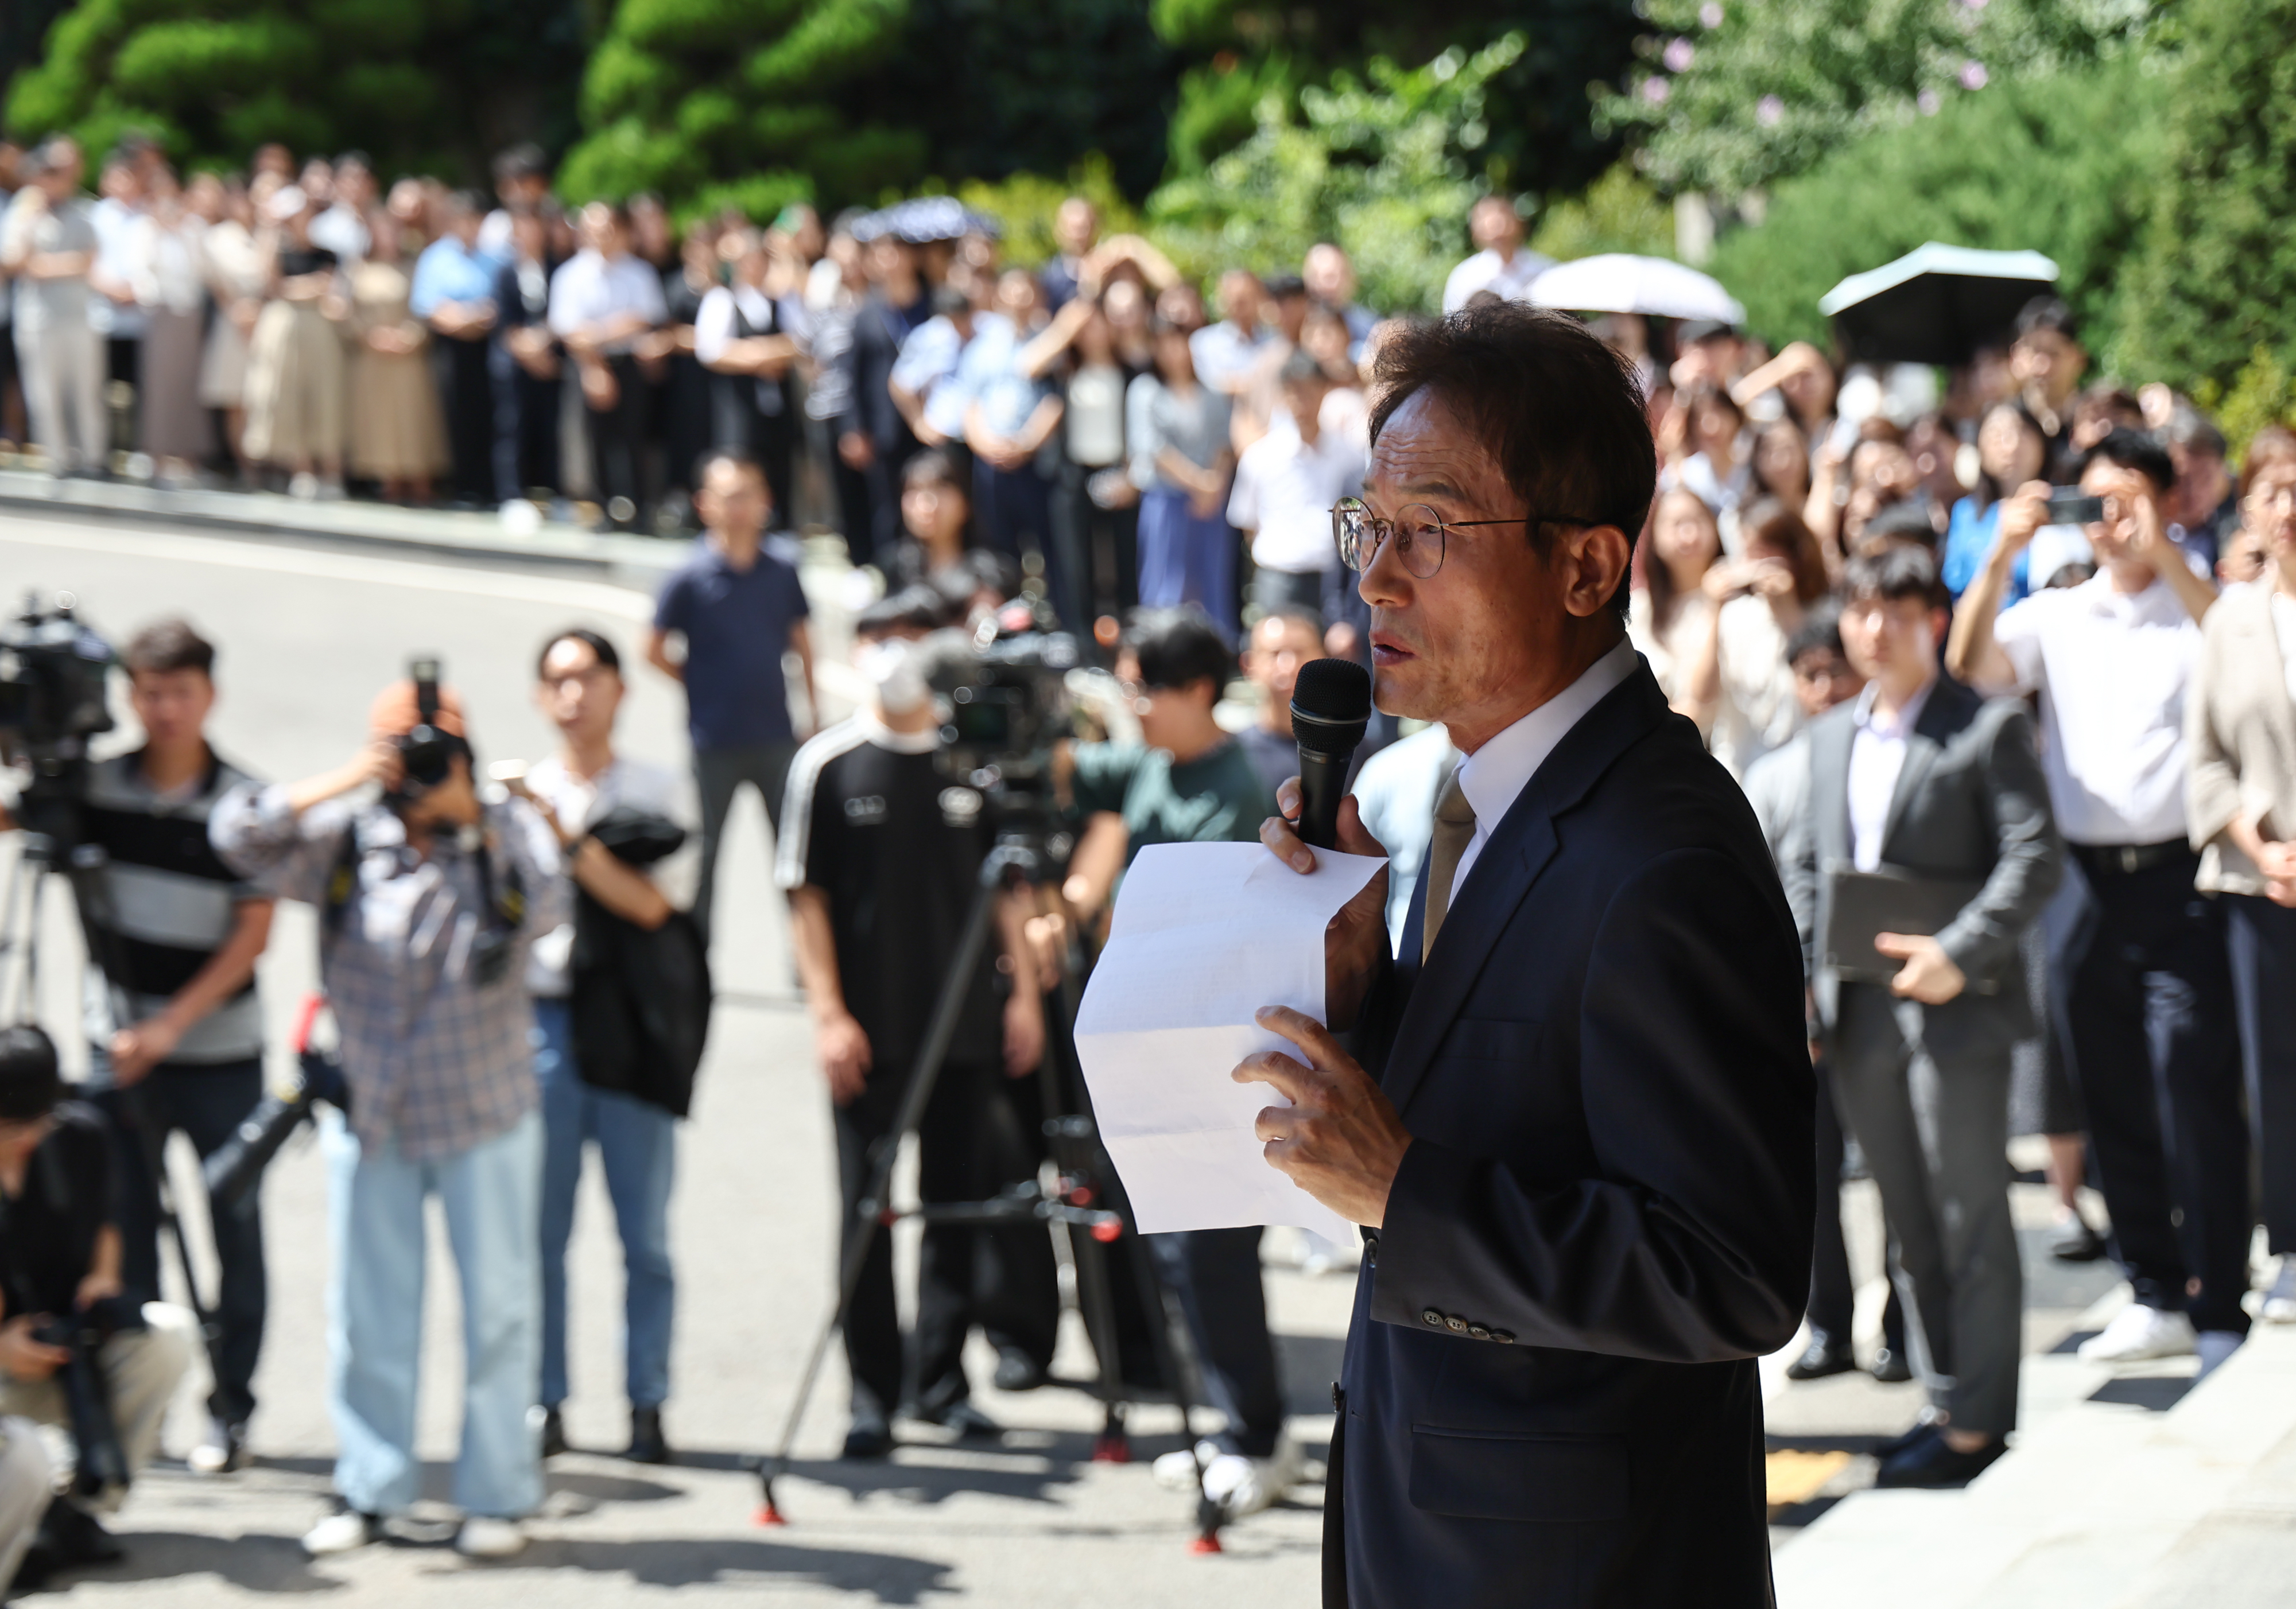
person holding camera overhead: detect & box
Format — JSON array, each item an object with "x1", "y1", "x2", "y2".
[
  {"x1": 212, "y1": 674, "x2": 567, "y2": 1561},
  {"x1": 0, "y1": 1024, "x2": 196, "y2": 1576}
]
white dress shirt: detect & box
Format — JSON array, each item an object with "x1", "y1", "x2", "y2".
[
  {"x1": 1846, "y1": 678, "x2": 1935, "y2": 872},
  {"x1": 1226, "y1": 412, "x2": 1367, "y2": 574},
  {"x1": 1448, "y1": 637, "x2": 1639, "y2": 899},
  {"x1": 1989, "y1": 571, "x2": 2202, "y2": 845},
  {"x1": 546, "y1": 249, "x2": 668, "y2": 351}
]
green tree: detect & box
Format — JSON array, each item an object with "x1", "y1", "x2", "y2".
[
  {"x1": 2115, "y1": 0, "x2": 2296, "y2": 392},
  {"x1": 1527, "y1": 160, "x2": 1677, "y2": 263},
  {"x1": 1151, "y1": 1, "x2": 1640, "y2": 201},
  {"x1": 1704, "y1": 55, "x2": 2166, "y2": 352},
  {"x1": 1145, "y1": 33, "x2": 1522, "y2": 314},
  {"x1": 5, "y1": 0, "x2": 587, "y2": 180},
  {"x1": 1595, "y1": 0, "x2": 2155, "y2": 199},
  {"x1": 559, "y1": 0, "x2": 919, "y2": 217}
]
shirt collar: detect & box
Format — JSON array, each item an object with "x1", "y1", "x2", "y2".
[
  {"x1": 1450, "y1": 637, "x2": 1638, "y2": 833},
  {"x1": 856, "y1": 710, "x2": 940, "y2": 755},
  {"x1": 1852, "y1": 674, "x2": 1937, "y2": 739}
]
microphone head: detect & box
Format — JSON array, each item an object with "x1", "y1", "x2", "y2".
[{"x1": 1290, "y1": 656, "x2": 1372, "y2": 756}]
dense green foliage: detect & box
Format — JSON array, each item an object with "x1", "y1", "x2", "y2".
[
  {"x1": 4, "y1": 0, "x2": 588, "y2": 181},
  {"x1": 1596, "y1": 0, "x2": 2154, "y2": 197},
  {"x1": 557, "y1": 0, "x2": 914, "y2": 217},
  {"x1": 1152, "y1": 0, "x2": 1639, "y2": 199},
  {"x1": 1706, "y1": 55, "x2": 2165, "y2": 353},
  {"x1": 1145, "y1": 34, "x2": 1522, "y2": 315},
  {"x1": 2114, "y1": 0, "x2": 2296, "y2": 395}
]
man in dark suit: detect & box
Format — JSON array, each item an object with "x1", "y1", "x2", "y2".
[
  {"x1": 1241, "y1": 304, "x2": 1814, "y2": 1608},
  {"x1": 1788, "y1": 545, "x2": 2061, "y2": 1487}
]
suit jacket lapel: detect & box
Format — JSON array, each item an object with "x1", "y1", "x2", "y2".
[
  {"x1": 1808, "y1": 708, "x2": 1855, "y2": 870},
  {"x1": 1376, "y1": 663, "x2": 1670, "y2": 1117}
]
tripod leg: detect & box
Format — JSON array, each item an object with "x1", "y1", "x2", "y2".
[{"x1": 755, "y1": 856, "x2": 1013, "y2": 1524}]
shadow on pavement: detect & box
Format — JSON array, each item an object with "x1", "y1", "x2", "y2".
[
  {"x1": 24, "y1": 1532, "x2": 340, "y2": 1596},
  {"x1": 495, "y1": 1536, "x2": 955, "y2": 1601},
  {"x1": 2088, "y1": 1374, "x2": 2196, "y2": 1412}
]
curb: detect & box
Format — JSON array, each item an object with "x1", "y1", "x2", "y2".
[{"x1": 0, "y1": 470, "x2": 691, "y2": 592}]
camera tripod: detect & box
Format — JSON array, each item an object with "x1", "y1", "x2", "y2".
[
  {"x1": 748, "y1": 807, "x2": 1236, "y2": 1553},
  {"x1": 0, "y1": 827, "x2": 230, "y2": 1418}
]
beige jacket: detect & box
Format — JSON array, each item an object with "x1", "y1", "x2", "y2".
[{"x1": 2188, "y1": 581, "x2": 2296, "y2": 895}]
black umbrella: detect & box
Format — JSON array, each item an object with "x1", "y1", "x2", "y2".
[{"x1": 1818, "y1": 243, "x2": 2060, "y2": 367}]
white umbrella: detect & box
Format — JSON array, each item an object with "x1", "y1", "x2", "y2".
[{"x1": 1527, "y1": 254, "x2": 1746, "y2": 325}]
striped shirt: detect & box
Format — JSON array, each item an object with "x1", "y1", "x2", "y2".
[
  {"x1": 211, "y1": 784, "x2": 568, "y2": 1162},
  {"x1": 79, "y1": 749, "x2": 267, "y2": 1065}
]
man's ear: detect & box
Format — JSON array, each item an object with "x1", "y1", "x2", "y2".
[{"x1": 1560, "y1": 524, "x2": 1634, "y2": 621}]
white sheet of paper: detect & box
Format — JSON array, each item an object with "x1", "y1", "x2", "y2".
[{"x1": 1073, "y1": 841, "x2": 1387, "y2": 1242}]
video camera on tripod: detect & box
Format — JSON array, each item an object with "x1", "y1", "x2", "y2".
[{"x1": 0, "y1": 592, "x2": 117, "y2": 846}]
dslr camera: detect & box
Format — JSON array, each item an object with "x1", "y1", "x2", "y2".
[
  {"x1": 32, "y1": 1295, "x2": 146, "y2": 1503},
  {"x1": 0, "y1": 592, "x2": 117, "y2": 845},
  {"x1": 390, "y1": 656, "x2": 467, "y2": 800}
]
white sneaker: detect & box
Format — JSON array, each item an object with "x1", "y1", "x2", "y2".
[
  {"x1": 288, "y1": 471, "x2": 319, "y2": 501},
  {"x1": 2262, "y1": 1258, "x2": 2296, "y2": 1323},
  {"x1": 2077, "y1": 1303, "x2": 2198, "y2": 1364},
  {"x1": 186, "y1": 1416, "x2": 246, "y2": 1476},
  {"x1": 301, "y1": 1507, "x2": 380, "y2": 1556},
  {"x1": 1157, "y1": 1436, "x2": 1302, "y2": 1518},
  {"x1": 453, "y1": 1516, "x2": 526, "y2": 1559},
  {"x1": 1153, "y1": 1440, "x2": 1219, "y2": 1491}
]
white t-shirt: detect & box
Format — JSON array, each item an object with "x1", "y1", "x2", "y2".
[
  {"x1": 1441, "y1": 246, "x2": 1554, "y2": 314},
  {"x1": 522, "y1": 753, "x2": 683, "y2": 997},
  {"x1": 547, "y1": 250, "x2": 667, "y2": 352},
  {"x1": 1991, "y1": 572, "x2": 2202, "y2": 845},
  {"x1": 1226, "y1": 403, "x2": 1368, "y2": 574}
]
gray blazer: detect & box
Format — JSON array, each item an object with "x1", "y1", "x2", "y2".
[
  {"x1": 2188, "y1": 582, "x2": 2296, "y2": 896},
  {"x1": 1785, "y1": 677, "x2": 2062, "y2": 1060}
]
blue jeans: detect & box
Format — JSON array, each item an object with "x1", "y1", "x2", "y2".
[
  {"x1": 534, "y1": 998, "x2": 678, "y2": 1410},
  {"x1": 323, "y1": 1107, "x2": 543, "y2": 1518},
  {"x1": 1137, "y1": 487, "x2": 1238, "y2": 639}
]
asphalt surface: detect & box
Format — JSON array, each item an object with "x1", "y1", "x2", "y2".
[{"x1": 0, "y1": 507, "x2": 1349, "y2": 1605}]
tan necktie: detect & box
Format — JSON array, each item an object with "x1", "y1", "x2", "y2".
[{"x1": 1422, "y1": 769, "x2": 1477, "y2": 963}]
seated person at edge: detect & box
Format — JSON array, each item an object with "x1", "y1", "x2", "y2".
[{"x1": 1240, "y1": 304, "x2": 1812, "y2": 1607}]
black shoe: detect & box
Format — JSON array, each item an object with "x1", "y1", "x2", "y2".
[
  {"x1": 1870, "y1": 1346, "x2": 1914, "y2": 1383},
  {"x1": 36, "y1": 1498, "x2": 123, "y2": 1569},
  {"x1": 1871, "y1": 1420, "x2": 1939, "y2": 1460},
  {"x1": 1875, "y1": 1433, "x2": 2007, "y2": 1488},
  {"x1": 925, "y1": 1399, "x2": 1003, "y2": 1441},
  {"x1": 539, "y1": 1406, "x2": 568, "y2": 1460},
  {"x1": 2050, "y1": 1215, "x2": 2108, "y2": 1262},
  {"x1": 992, "y1": 1346, "x2": 1048, "y2": 1393},
  {"x1": 841, "y1": 1412, "x2": 893, "y2": 1461},
  {"x1": 1784, "y1": 1332, "x2": 1856, "y2": 1381},
  {"x1": 625, "y1": 1406, "x2": 672, "y2": 1465}
]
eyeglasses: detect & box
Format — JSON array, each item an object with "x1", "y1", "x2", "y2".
[{"x1": 1331, "y1": 497, "x2": 1601, "y2": 579}]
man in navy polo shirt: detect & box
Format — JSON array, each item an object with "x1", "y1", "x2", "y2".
[{"x1": 646, "y1": 447, "x2": 817, "y2": 936}]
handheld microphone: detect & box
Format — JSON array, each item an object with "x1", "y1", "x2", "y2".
[{"x1": 1289, "y1": 657, "x2": 1374, "y2": 850}]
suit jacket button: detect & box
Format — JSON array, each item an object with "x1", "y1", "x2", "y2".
[
  {"x1": 1492, "y1": 1330, "x2": 1515, "y2": 1344},
  {"x1": 1445, "y1": 1315, "x2": 1468, "y2": 1333},
  {"x1": 1421, "y1": 1308, "x2": 1444, "y2": 1327},
  {"x1": 1468, "y1": 1324, "x2": 1491, "y2": 1340}
]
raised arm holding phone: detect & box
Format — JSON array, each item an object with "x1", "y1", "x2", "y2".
[{"x1": 1239, "y1": 305, "x2": 1812, "y2": 1609}]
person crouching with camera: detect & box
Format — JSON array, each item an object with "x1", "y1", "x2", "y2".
[
  {"x1": 212, "y1": 678, "x2": 567, "y2": 1561},
  {"x1": 0, "y1": 1025, "x2": 196, "y2": 1579}
]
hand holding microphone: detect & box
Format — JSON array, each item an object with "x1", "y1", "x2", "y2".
[{"x1": 1259, "y1": 658, "x2": 1391, "y2": 1028}]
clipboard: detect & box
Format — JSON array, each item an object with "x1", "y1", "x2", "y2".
[{"x1": 1821, "y1": 863, "x2": 1997, "y2": 992}]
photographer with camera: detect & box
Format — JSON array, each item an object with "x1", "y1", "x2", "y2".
[
  {"x1": 211, "y1": 673, "x2": 567, "y2": 1561},
  {"x1": 509, "y1": 627, "x2": 687, "y2": 1467},
  {"x1": 1054, "y1": 605, "x2": 1299, "y2": 1518},
  {"x1": 775, "y1": 589, "x2": 1057, "y2": 1459},
  {"x1": 8, "y1": 619, "x2": 278, "y2": 1479},
  {"x1": 0, "y1": 1024, "x2": 196, "y2": 1575}
]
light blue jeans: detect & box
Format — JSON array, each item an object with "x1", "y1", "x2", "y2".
[
  {"x1": 323, "y1": 1106, "x2": 543, "y2": 1519},
  {"x1": 534, "y1": 998, "x2": 678, "y2": 1410}
]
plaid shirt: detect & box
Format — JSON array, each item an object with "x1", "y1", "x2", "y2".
[{"x1": 212, "y1": 784, "x2": 567, "y2": 1161}]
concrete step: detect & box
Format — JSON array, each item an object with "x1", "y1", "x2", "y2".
[{"x1": 1774, "y1": 1309, "x2": 2296, "y2": 1609}]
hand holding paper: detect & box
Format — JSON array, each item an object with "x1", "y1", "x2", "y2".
[
  {"x1": 1235, "y1": 1005, "x2": 1411, "y2": 1229},
  {"x1": 1073, "y1": 841, "x2": 1389, "y2": 1241}
]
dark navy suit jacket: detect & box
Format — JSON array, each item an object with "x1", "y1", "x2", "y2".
[{"x1": 1330, "y1": 660, "x2": 1813, "y2": 1608}]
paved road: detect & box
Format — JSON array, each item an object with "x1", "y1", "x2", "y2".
[{"x1": 0, "y1": 507, "x2": 1351, "y2": 1605}]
